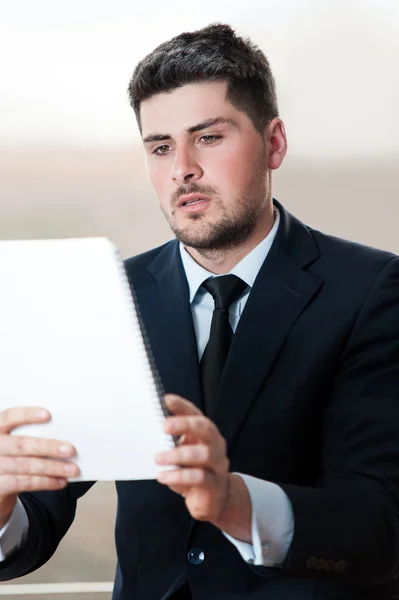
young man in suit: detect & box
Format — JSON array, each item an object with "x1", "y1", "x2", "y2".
[{"x1": 1, "y1": 22, "x2": 399, "y2": 600}]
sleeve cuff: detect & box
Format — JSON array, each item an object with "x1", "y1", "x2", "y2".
[
  {"x1": 222, "y1": 473, "x2": 294, "y2": 567},
  {"x1": 0, "y1": 498, "x2": 29, "y2": 561}
]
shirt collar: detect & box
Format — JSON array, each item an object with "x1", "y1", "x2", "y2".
[{"x1": 179, "y1": 208, "x2": 280, "y2": 303}]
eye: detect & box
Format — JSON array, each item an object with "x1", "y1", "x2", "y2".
[
  {"x1": 200, "y1": 135, "x2": 222, "y2": 144},
  {"x1": 153, "y1": 145, "x2": 171, "y2": 156}
]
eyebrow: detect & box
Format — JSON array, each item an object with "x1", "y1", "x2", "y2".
[{"x1": 142, "y1": 117, "x2": 238, "y2": 144}]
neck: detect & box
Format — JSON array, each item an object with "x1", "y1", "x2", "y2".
[{"x1": 184, "y1": 202, "x2": 275, "y2": 275}]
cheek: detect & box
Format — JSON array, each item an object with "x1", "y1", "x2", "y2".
[
  {"x1": 147, "y1": 161, "x2": 172, "y2": 200},
  {"x1": 208, "y1": 152, "x2": 252, "y2": 193}
]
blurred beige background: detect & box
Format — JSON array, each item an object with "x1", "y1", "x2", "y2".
[{"x1": 0, "y1": 0, "x2": 398, "y2": 598}]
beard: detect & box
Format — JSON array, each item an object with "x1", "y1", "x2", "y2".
[
  {"x1": 170, "y1": 199, "x2": 262, "y2": 251},
  {"x1": 162, "y1": 165, "x2": 269, "y2": 252}
]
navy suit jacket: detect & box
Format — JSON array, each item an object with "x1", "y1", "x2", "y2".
[{"x1": 2, "y1": 200, "x2": 399, "y2": 600}]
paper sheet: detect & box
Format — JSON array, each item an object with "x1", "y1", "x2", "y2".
[{"x1": 0, "y1": 238, "x2": 174, "y2": 481}]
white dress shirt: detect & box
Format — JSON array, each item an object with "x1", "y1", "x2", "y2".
[
  {"x1": 0, "y1": 208, "x2": 294, "y2": 566},
  {"x1": 178, "y1": 208, "x2": 294, "y2": 566}
]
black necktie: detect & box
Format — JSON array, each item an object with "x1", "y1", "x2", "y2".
[{"x1": 200, "y1": 275, "x2": 248, "y2": 412}]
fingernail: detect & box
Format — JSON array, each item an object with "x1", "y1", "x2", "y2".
[
  {"x1": 36, "y1": 409, "x2": 49, "y2": 419},
  {"x1": 59, "y1": 444, "x2": 74, "y2": 456},
  {"x1": 63, "y1": 463, "x2": 77, "y2": 474}
]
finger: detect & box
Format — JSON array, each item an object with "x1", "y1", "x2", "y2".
[
  {"x1": 164, "y1": 395, "x2": 203, "y2": 417},
  {"x1": 162, "y1": 483, "x2": 189, "y2": 497},
  {"x1": 156, "y1": 468, "x2": 224, "y2": 492},
  {"x1": 176, "y1": 432, "x2": 197, "y2": 446},
  {"x1": 155, "y1": 444, "x2": 228, "y2": 472},
  {"x1": 0, "y1": 407, "x2": 51, "y2": 434},
  {"x1": 0, "y1": 456, "x2": 80, "y2": 478},
  {"x1": 157, "y1": 467, "x2": 210, "y2": 486},
  {"x1": 0, "y1": 475, "x2": 68, "y2": 495},
  {"x1": 164, "y1": 415, "x2": 221, "y2": 446},
  {"x1": 0, "y1": 436, "x2": 76, "y2": 459}
]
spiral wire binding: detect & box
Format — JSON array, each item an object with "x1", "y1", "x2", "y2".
[{"x1": 112, "y1": 244, "x2": 177, "y2": 448}]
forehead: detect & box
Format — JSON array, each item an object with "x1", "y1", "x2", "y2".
[{"x1": 140, "y1": 81, "x2": 243, "y2": 137}]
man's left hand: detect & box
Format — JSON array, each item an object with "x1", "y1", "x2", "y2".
[{"x1": 155, "y1": 394, "x2": 251, "y2": 539}]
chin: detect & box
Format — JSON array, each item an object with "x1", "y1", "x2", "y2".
[
  {"x1": 175, "y1": 231, "x2": 233, "y2": 252},
  {"x1": 173, "y1": 219, "x2": 212, "y2": 244},
  {"x1": 176, "y1": 233, "x2": 213, "y2": 249}
]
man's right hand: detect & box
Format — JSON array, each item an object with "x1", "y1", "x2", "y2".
[{"x1": 0, "y1": 407, "x2": 79, "y2": 529}]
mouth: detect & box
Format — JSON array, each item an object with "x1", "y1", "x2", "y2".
[{"x1": 177, "y1": 194, "x2": 211, "y2": 213}]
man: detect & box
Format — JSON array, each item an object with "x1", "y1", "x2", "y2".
[{"x1": 0, "y1": 22, "x2": 399, "y2": 600}]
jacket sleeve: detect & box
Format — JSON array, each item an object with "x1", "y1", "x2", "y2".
[
  {"x1": 0, "y1": 482, "x2": 94, "y2": 581},
  {"x1": 270, "y1": 257, "x2": 399, "y2": 586}
]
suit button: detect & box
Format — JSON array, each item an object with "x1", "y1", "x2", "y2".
[
  {"x1": 316, "y1": 558, "x2": 326, "y2": 571},
  {"x1": 335, "y1": 560, "x2": 347, "y2": 572},
  {"x1": 306, "y1": 556, "x2": 317, "y2": 569},
  {"x1": 187, "y1": 548, "x2": 205, "y2": 565},
  {"x1": 325, "y1": 559, "x2": 335, "y2": 572}
]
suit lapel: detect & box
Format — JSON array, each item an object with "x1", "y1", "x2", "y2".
[
  {"x1": 131, "y1": 203, "x2": 323, "y2": 454},
  {"x1": 135, "y1": 241, "x2": 203, "y2": 411},
  {"x1": 211, "y1": 203, "x2": 324, "y2": 453}
]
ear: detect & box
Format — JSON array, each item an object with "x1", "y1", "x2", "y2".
[{"x1": 266, "y1": 118, "x2": 287, "y2": 170}]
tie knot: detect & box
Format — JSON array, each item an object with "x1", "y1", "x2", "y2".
[{"x1": 202, "y1": 275, "x2": 247, "y2": 310}]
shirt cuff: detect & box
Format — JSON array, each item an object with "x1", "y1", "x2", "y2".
[
  {"x1": 222, "y1": 473, "x2": 294, "y2": 566},
  {"x1": 0, "y1": 498, "x2": 29, "y2": 561}
]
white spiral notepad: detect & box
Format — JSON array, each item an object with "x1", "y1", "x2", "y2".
[{"x1": 0, "y1": 237, "x2": 175, "y2": 481}]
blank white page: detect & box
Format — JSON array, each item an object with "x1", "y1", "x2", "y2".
[{"x1": 0, "y1": 238, "x2": 174, "y2": 481}]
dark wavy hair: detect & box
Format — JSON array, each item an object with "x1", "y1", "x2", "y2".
[{"x1": 128, "y1": 23, "x2": 279, "y2": 134}]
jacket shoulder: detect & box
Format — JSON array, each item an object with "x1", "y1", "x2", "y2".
[{"x1": 309, "y1": 227, "x2": 398, "y2": 276}]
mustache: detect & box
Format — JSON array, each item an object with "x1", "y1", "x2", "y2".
[{"x1": 172, "y1": 183, "x2": 218, "y2": 206}]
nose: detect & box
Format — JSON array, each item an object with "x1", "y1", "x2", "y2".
[{"x1": 171, "y1": 147, "x2": 203, "y2": 185}]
